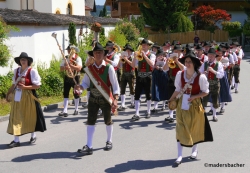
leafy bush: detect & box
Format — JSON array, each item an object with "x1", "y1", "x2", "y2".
[
  {"x1": 0, "y1": 71, "x2": 13, "y2": 98},
  {"x1": 222, "y1": 21, "x2": 242, "y2": 37},
  {"x1": 108, "y1": 28, "x2": 127, "y2": 48},
  {"x1": 243, "y1": 21, "x2": 250, "y2": 36},
  {"x1": 131, "y1": 15, "x2": 148, "y2": 38}
]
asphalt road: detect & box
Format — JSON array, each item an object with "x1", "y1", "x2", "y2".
[{"x1": 0, "y1": 58, "x2": 250, "y2": 173}]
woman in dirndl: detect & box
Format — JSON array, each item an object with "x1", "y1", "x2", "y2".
[
  {"x1": 151, "y1": 48, "x2": 168, "y2": 112},
  {"x1": 6, "y1": 52, "x2": 46, "y2": 148},
  {"x1": 216, "y1": 47, "x2": 232, "y2": 113},
  {"x1": 168, "y1": 51, "x2": 213, "y2": 167}
]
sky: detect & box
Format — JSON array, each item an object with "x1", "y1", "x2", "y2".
[{"x1": 95, "y1": 0, "x2": 105, "y2": 5}]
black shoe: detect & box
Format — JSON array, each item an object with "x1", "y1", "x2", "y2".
[
  {"x1": 82, "y1": 103, "x2": 88, "y2": 108},
  {"x1": 165, "y1": 117, "x2": 174, "y2": 123},
  {"x1": 235, "y1": 90, "x2": 238, "y2": 93},
  {"x1": 8, "y1": 141, "x2": 20, "y2": 148},
  {"x1": 219, "y1": 108, "x2": 225, "y2": 114},
  {"x1": 77, "y1": 145, "x2": 93, "y2": 155},
  {"x1": 172, "y1": 160, "x2": 182, "y2": 168},
  {"x1": 117, "y1": 106, "x2": 126, "y2": 111},
  {"x1": 104, "y1": 141, "x2": 113, "y2": 151},
  {"x1": 131, "y1": 115, "x2": 140, "y2": 121},
  {"x1": 151, "y1": 109, "x2": 158, "y2": 113},
  {"x1": 30, "y1": 137, "x2": 37, "y2": 144},
  {"x1": 189, "y1": 151, "x2": 198, "y2": 160},
  {"x1": 73, "y1": 110, "x2": 78, "y2": 115},
  {"x1": 207, "y1": 109, "x2": 213, "y2": 115},
  {"x1": 231, "y1": 86, "x2": 235, "y2": 90},
  {"x1": 213, "y1": 116, "x2": 218, "y2": 122},
  {"x1": 145, "y1": 112, "x2": 151, "y2": 119},
  {"x1": 58, "y1": 112, "x2": 68, "y2": 117},
  {"x1": 129, "y1": 104, "x2": 135, "y2": 108},
  {"x1": 225, "y1": 102, "x2": 228, "y2": 106}
]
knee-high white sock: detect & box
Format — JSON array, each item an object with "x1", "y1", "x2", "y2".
[
  {"x1": 87, "y1": 91, "x2": 90, "y2": 104},
  {"x1": 74, "y1": 98, "x2": 79, "y2": 111},
  {"x1": 221, "y1": 102, "x2": 225, "y2": 108},
  {"x1": 31, "y1": 132, "x2": 36, "y2": 138},
  {"x1": 147, "y1": 100, "x2": 151, "y2": 114},
  {"x1": 162, "y1": 100, "x2": 166, "y2": 109},
  {"x1": 106, "y1": 125, "x2": 113, "y2": 142},
  {"x1": 191, "y1": 144, "x2": 198, "y2": 157},
  {"x1": 235, "y1": 83, "x2": 239, "y2": 90},
  {"x1": 154, "y1": 101, "x2": 159, "y2": 109},
  {"x1": 63, "y1": 98, "x2": 68, "y2": 113},
  {"x1": 14, "y1": 136, "x2": 20, "y2": 142},
  {"x1": 87, "y1": 125, "x2": 95, "y2": 148},
  {"x1": 211, "y1": 104, "x2": 217, "y2": 118},
  {"x1": 131, "y1": 95, "x2": 134, "y2": 105},
  {"x1": 210, "y1": 102, "x2": 213, "y2": 110},
  {"x1": 169, "y1": 110, "x2": 174, "y2": 118},
  {"x1": 121, "y1": 95, "x2": 125, "y2": 107},
  {"x1": 177, "y1": 142, "x2": 183, "y2": 162},
  {"x1": 135, "y1": 100, "x2": 140, "y2": 116},
  {"x1": 232, "y1": 76, "x2": 235, "y2": 87}
]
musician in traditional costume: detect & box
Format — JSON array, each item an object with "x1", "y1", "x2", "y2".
[
  {"x1": 59, "y1": 45, "x2": 82, "y2": 117},
  {"x1": 162, "y1": 41, "x2": 171, "y2": 55},
  {"x1": 6, "y1": 52, "x2": 46, "y2": 148},
  {"x1": 151, "y1": 43, "x2": 160, "y2": 55},
  {"x1": 130, "y1": 39, "x2": 155, "y2": 121},
  {"x1": 163, "y1": 44, "x2": 185, "y2": 123},
  {"x1": 168, "y1": 51, "x2": 213, "y2": 167},
  {"x1": 76, "y1": 42, "x2": 119, "y2": 155},
  {"x1": 151, "y1": 48, "x2": 169, "y2": 112},
  {"x1": 196, "y1": 44, "x2": 208, "y2": 63},
  {"x1": 200, "y1": 48, "x2": 224, "y2": 122},
  {"x1": 216, "y1": 47, "x2": 232, "y2": 113},
  {"x1": 117, "y1": 44, "x2": 135, "y2": 111},
  {"x1": 231, "y1": 42, "x2": 243, "y2": 93},
  {"x1": 203, "y1": 41, "x2": 211, "y2": 55}
]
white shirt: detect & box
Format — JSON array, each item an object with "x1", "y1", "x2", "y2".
[
  {"x1": 60, "y1": 53, "x2": 82, "y2": 67},
  {"x1": 175, "y1": 70, "x2": 209, "y2": 93},
  {"x1": 12, "y1": 67, "x2": 41, "y2": 85},
  {"x1": 197, "y1": 54, "x2": 208, "y2": 62},
  {"x1": 107, "y1": 52, "x2": 120, "y2": 67},
  {"x1": 80, "y1": 60, "x2": 120, "y2": 95},
  {"x1": 219, "y1": 57, "x2": 229, "y2": 68},
  {"x1": 134, "y1": 50, "x2": 156, "y2": 67},
  {"x1": 199, "y1": 60, "x2": 224, "y2": 79},
  {"x1": 232, "y1": 52, "x2": 238, "y2": 62}
]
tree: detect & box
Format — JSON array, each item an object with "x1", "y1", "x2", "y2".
[
  {"x1": 242, "y1": 0, "x2": 250, "y2": 35},
  {"x1": 171, "y1": 12, "x2": 194, "y2": 32},
  {"x1": 131, "y1": 15, "x2": 148, "y2": 38},
  {"x1": 192, "y1": 5, "x2": 231, "y2": 33},
  {"x1": 0, "y1": 18, "x2": 19, "y2": 67},
  {"x1": 68, "y1": 23, "x2": 77, "y2": 46},
  {"x1": 222, "y1": 21, "x2": 242, "y2": 37},
  {"x1": 140, "y1": 0, "x2": 190, "y2": 32},
  {"x1": 99, "y1": 6, "x2": 107, "y2": 17}
]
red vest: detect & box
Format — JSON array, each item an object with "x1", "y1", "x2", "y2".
[
  {"x1": 106, "y1": 52, "x2": 118, "y2": 71},
  {"x1": 181, "y1": 71, "x2": 200, "y2": 95},
  {"x1": 205, "y1": 62, "x2": 218, "y2": 80},
  {"x1": 123, "y1": 57, "x2": 134, "y2": 72},
  {"x1": 15, "y1": 68, "x2": 33, "y2": 86},
  {"x1": 199, "y1": 54, "x2": 205, "y2": 63},
  {"x1": 138, "y1": 52, "x2": 152, "y2": 72}
]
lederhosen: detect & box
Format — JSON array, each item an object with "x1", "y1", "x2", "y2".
[
  {"x1": 87, "y1": 64, "x2": 113, "y2": 125},
  {"x1": 134, "y1": 53, "x2": 152, "y2": 100},
  {"x1": 233, "y1": 50, "x2": 241, "y2": 83},
  {"x1": 120, "y1": 56, "x2": 135, "y2": 95},
  {"x1": 7, "y1": 68, "x2": 46, "y2": 135},
  {"x1": 202, "y1": 62, "x2": 220, "y2": 108},
  {"x1": 63, "y1": 55, "x2": 80, "y2": 99},
  {"x1": 225, "y1": 52, "x2": 233, "y2": 86},
  {"x1": 167, "y1": 63, "x2": 180, "y2": 100}
]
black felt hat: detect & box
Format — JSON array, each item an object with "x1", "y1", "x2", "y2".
[
  {"x1": 140, "y1": 39, "x2": 153, "y2": 45},
  {"x1": 195, "y1": 44, "x2": 203, "y2": 50},
  {"x1": 173, "y1": 44, "x2": 183, "y2": 51},
  {"x1": 123, "y1": 44, "x2": 134, "y2": 52},
  {"x1": 162, "y1": 41, "x2": 170, "y2": 46},
  {"x1": 156, "y1": 48, "x2": 165, "y2": 56},
  {"x1": 203, "y1": 41, "x2": 211, "y2": 47},
  {"x1": 88, "y1": 42, "x2": 109, "y2": 57},
  {"x1": 105, "y1": 41, "x2": 114, "y2": 47},
  {"x1": 231, "y1": 41, "x2": 240, "y2": 46},
  {"x1": 207, "y1": 48, "x2": 216, "y2": 55},
  {"x1": 216, "y1": 46, "x2": 223, "y2": 52},
  {"x1": 14, "y1": 52, "x2": 33, "y2": 66},
  {"x1": 180, "y1": 51, "x2": 201, "y2": 68},
  {"x1": 221, "y1": 43, "x2": 230, "y2": 49},
  {"x1": 171, "y1": 40, "x2": 180, "y2": 46},
  {"x1": 152, "y1": 42, "x2": 160, "y2": 49}
]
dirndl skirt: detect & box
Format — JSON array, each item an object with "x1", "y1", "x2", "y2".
[
  {"x1": 151, "y1": 69, "x2": 169, "y2": 101},
  {"x1": 219, "y1": 71, "x2": 232, "y2": 103},
  {"x1": 176, "y1": 97, "x2": 213, "y2": 147}
]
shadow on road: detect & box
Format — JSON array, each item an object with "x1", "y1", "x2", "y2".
[
  {"x1": 104, "y1": 157, "x2": 196, "y2": 172},
  {"x1": 119, "y1": 120, "x2": 176, "y2": 130}
]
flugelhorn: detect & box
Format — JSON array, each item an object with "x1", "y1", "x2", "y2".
[
  {"x1": 135, "y1": 45, "x2": 143, "y2": 61},
  {"x1": 168, "y1": 53, "x2": 177, "y2": 69}
]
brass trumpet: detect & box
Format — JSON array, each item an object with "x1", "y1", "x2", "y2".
[
  {"x1": 135, "y1": 45, "x2": 143, "y2": 61},
  {"x1": 168, "y1": 58, "x2": 176, "y2": 69}
]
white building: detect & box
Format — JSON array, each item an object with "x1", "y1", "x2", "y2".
[
  {"x1": 0, "y1": 0, "x2": 85, "y2": 15},
  {"x1": 0, "y1": 8, "x2": 119, "y2": 75}
]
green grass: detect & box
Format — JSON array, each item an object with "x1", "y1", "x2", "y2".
[{"x1": 0, "y1": 90, "x2": 86, "y2": 116}]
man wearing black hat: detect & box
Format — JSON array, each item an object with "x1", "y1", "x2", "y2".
[
  {"x1": 199, "y1": 48, "x2": 224, "y2": 122},
  {"x1": 75, "y1": 42, "x2": 120, "y2": 154},
  {"x1": 151, "y1": 43, "x2": 160, "y2": 55},
  {"x1": 195, "y1": 44, "x2": 208, "y2": 63},
  {"x1": 59, "y1": 45, "x2": 82, "y2": 117},
  {"x1": 130, "y1": 38, "x2": 156, "y2": 120},
  {"x1": 231, "y1": 42, "x2": 243, "y2": 93},
  {"x1": 117, "y1": 44, "x2": 135, "y2": 111},
  {"x1": 162, "y1": 41, "x2": 171, "y2": 55},
  {"x1": 203, "y1": 41, "x2": 212, "y2": 55}
]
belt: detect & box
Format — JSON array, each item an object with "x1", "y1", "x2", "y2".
[
  {"x1": 138, "y1": 72, "x2": 151, "y2": 78},
  {"x1": 90, "y1": 88, "x2": 102, "y2": 97},
  {"x1": 208, "y1": 80, "x2": 219, "y2": 85}
]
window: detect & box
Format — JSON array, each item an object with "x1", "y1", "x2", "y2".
[
  {"x1": 21, "y1": 0, "x2": 34, "y2": 10},
  {"x1": 67, "y1": 3, "x2": 72, "y2": 15}
]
